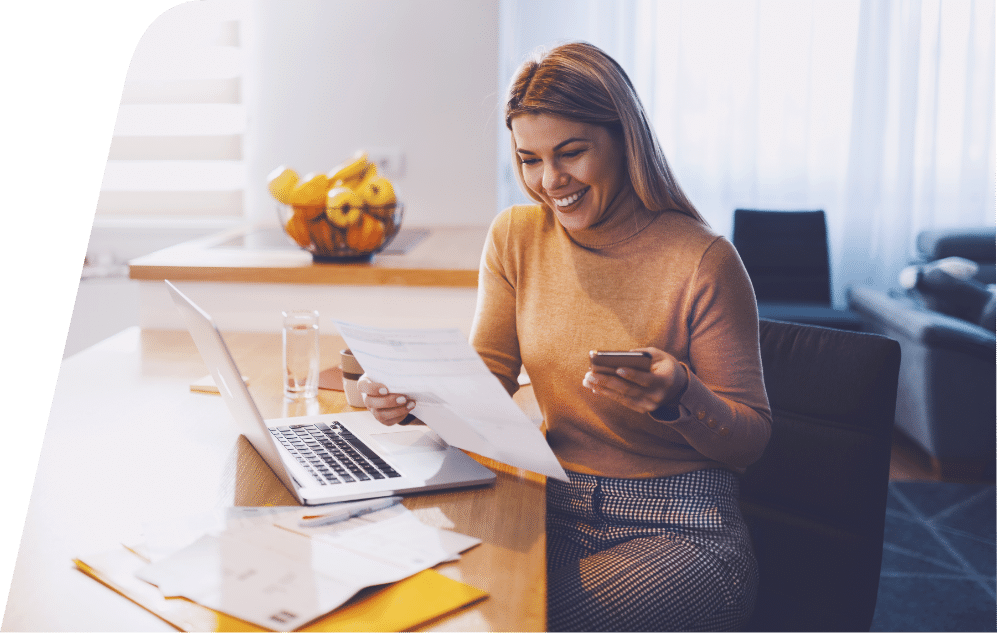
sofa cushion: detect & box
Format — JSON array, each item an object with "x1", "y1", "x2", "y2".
[
  {"x1": 916, "y1": 228, "x2": 996, "y2": 284},
  {"x1": 899, "y1": 257, "x2": 995, "y2": 329},
  {"x1": 918, "y1": 268, "x2": 992, "y2": 324}
]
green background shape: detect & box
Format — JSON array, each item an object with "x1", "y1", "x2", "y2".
[{"x1": 0, "y1": 0, "x2": 182, "y2": 605}]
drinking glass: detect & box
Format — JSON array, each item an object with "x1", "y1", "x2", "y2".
[{"x1": 282, "y1": 309, "x2": 319, "y2": 399}]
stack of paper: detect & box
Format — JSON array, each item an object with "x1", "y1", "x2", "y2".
[{"x1": 75, "y1": 504, "x2": 486, "y2": 631}]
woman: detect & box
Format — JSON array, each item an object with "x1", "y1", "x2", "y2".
[{"x1": 359, "y1": 42, "x2": 772, "y2": 632}]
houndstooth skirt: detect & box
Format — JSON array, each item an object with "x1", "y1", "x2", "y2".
[{"x1": 546, "y1": 468, "x2": 758, "y2": 632}]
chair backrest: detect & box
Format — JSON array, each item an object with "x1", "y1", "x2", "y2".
[
  {"x1": 741, "y1": 319, "x2": 901, "y2": 632},
  {"x1": 732, "y1": 209, "x2": 833, "y2": 305}
]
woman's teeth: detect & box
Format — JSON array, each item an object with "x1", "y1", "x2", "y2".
[{"x1": 553, "y1": 187, "x2": 588, "y2": 208}]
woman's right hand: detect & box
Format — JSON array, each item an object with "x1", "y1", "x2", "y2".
[{"x1": 357, "y1": 374, "x2": 417, "y2": 426}]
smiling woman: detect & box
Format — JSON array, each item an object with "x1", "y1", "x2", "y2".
[
  {"x1": 358, "y1": 41, "x2": 772, "y2": 631},
  {"x1": 481, "y1": 42, "x2": 771, "y2": 632}
]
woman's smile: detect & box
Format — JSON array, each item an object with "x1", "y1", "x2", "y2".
[{"x1": 552, "y1": 186, "x2": 589, "y2": 209}]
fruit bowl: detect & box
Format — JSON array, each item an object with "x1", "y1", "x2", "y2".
[{"x1": 277, "y1": 201, "x2": 404, "y2": 262}]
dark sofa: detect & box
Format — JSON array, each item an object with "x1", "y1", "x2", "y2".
[{"x1": 847, "y1": 228, "x2": 995, "y2": 478}]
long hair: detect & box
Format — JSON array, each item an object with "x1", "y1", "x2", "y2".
[{"x1": 505, "y1": 42, "x2": 705, "y2": 224}]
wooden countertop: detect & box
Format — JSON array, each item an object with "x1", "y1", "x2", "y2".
[
  {"x1": 128, "y1": 224, "x2": 488, "y2": 287},
  {"x1": 4, "y1": 328, "x2": 545, "y2": 632}
]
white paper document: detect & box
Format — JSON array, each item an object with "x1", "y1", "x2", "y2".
[
  {"x1": 131, "y1": 505, "x2": 302, "y2": 563},
  {"x1": 332, "y1": 321, "x2": 569, "y2": 481},
  {"x1": 135, "y1": 504, "x2": 480, "y2": 630}
]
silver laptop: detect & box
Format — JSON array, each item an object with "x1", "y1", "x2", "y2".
[{"x1": 166, "y1": 280, "x2": 496, "y2": 505}]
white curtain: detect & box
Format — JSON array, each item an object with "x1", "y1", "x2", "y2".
[{"x1": 499, "y1": 0, "x2": 995, "y2": 306}]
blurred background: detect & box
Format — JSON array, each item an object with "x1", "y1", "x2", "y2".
[{"x1": 84, "y1": 0, "x2": 994, "y2": 304}]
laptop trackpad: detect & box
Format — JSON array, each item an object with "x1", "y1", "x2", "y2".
[{"x1": 370, "y1": 430, "x2": 445, "y2": 455}]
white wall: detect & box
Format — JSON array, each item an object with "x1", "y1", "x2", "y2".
[{"x1": 245, "y1": 0, "x2": 501, "y2": 228}]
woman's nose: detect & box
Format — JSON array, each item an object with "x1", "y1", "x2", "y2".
[{"x1": 542, "y1": 164, "x2": 566, "y2": 192}]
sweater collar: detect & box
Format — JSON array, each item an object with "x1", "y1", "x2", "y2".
[{"x1": 561, "y1": 186, "x2": 657, "y2": 249}]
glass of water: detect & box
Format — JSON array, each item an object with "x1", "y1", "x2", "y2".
[{"x1": 282, "y1": 309, "x2": 320, "y2": 400}]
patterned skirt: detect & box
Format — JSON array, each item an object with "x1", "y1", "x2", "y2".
[{"x1": 546, "y1": 468, "x2": 758, "y2": 632}]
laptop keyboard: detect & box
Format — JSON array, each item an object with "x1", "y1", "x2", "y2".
[{"x1": 271, "y1": 421, "x2": 401, "y2": 486}]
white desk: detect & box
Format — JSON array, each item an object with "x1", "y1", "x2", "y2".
[{"x1": 3, "y1": 328, "x2": 545, "y2": 631}]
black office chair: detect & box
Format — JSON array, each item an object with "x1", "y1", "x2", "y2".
[
  {"x1": 741, "y1": 319, "x2": 901, "y2": 631},
  {"x1": 732, "y1": 209, "x2": 864, "y2": 331}
]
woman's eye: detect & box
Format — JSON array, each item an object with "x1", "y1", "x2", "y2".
[
  {"x1": 520, "y1": 157, "x2": 540, "y2": 166},
  {"x1": 562, "y1": 149, "x2": 584, "y2": 158}
]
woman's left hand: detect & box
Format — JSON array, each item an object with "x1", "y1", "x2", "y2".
[{"x1": 583, "y1": 347, "x2": 689, "y2": 414}]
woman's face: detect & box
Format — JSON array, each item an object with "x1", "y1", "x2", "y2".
[{"x1": 511, "y1": 113, "x2": 627, "y2": 232}]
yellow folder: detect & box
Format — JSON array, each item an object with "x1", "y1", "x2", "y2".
[{"x1": 74, "y1": 546, "x2": 487, "y2": 632}]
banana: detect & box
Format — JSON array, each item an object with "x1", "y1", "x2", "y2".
[
  {"x1": 327, "y1": 151, "x2": 370, "y2": 185},
  {"x1": 342, "y1": 162, "x2": 377, "y2": 190},
  {"x1": 267, "y1": 166, "x2": 300, "y2": 204},
  {"x1": 288, "y1": 172, "x2": 329, "y2": 208}
]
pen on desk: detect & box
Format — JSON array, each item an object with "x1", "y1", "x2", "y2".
[{"x1": 299, "y1": 496, "x2": 403, "y2": 528}]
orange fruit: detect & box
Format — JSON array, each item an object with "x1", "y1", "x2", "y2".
[
  {"x1": 284, "y1": 212, "x2": 312, "y2": 248},
  {"x1": 292, "y1": 203, "x2": 326, "y2": 221},
  {"x1": 346, "y1": 214, "x2": 386, "y2": 251},
  {"x1": 309, "y1": 219, "x2": 341, "y2": 254}
]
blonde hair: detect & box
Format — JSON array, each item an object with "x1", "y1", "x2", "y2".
[{"x1": 505, "y1": 42, "x2": 705, "y2": 224}]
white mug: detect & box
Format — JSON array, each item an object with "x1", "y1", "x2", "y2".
[{"x1": 340, "y1": 349, "x2": 365, "y2": 408}]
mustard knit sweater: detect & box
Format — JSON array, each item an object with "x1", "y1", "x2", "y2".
[{"x1": 470, "y1": 195, "x2": 772, "y2": 479}]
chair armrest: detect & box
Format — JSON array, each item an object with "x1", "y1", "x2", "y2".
[{"x1": 847, "y1": 285, "x2": 995, "y2": 358}]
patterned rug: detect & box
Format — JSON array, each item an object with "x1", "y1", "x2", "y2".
[{"x1": 871, "y1": 481, "x2": 995, "y2": 632}]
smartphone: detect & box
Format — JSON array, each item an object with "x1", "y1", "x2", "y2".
[{"x1": 589, "y1": 350, "x2": 652, "y2": 374}]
